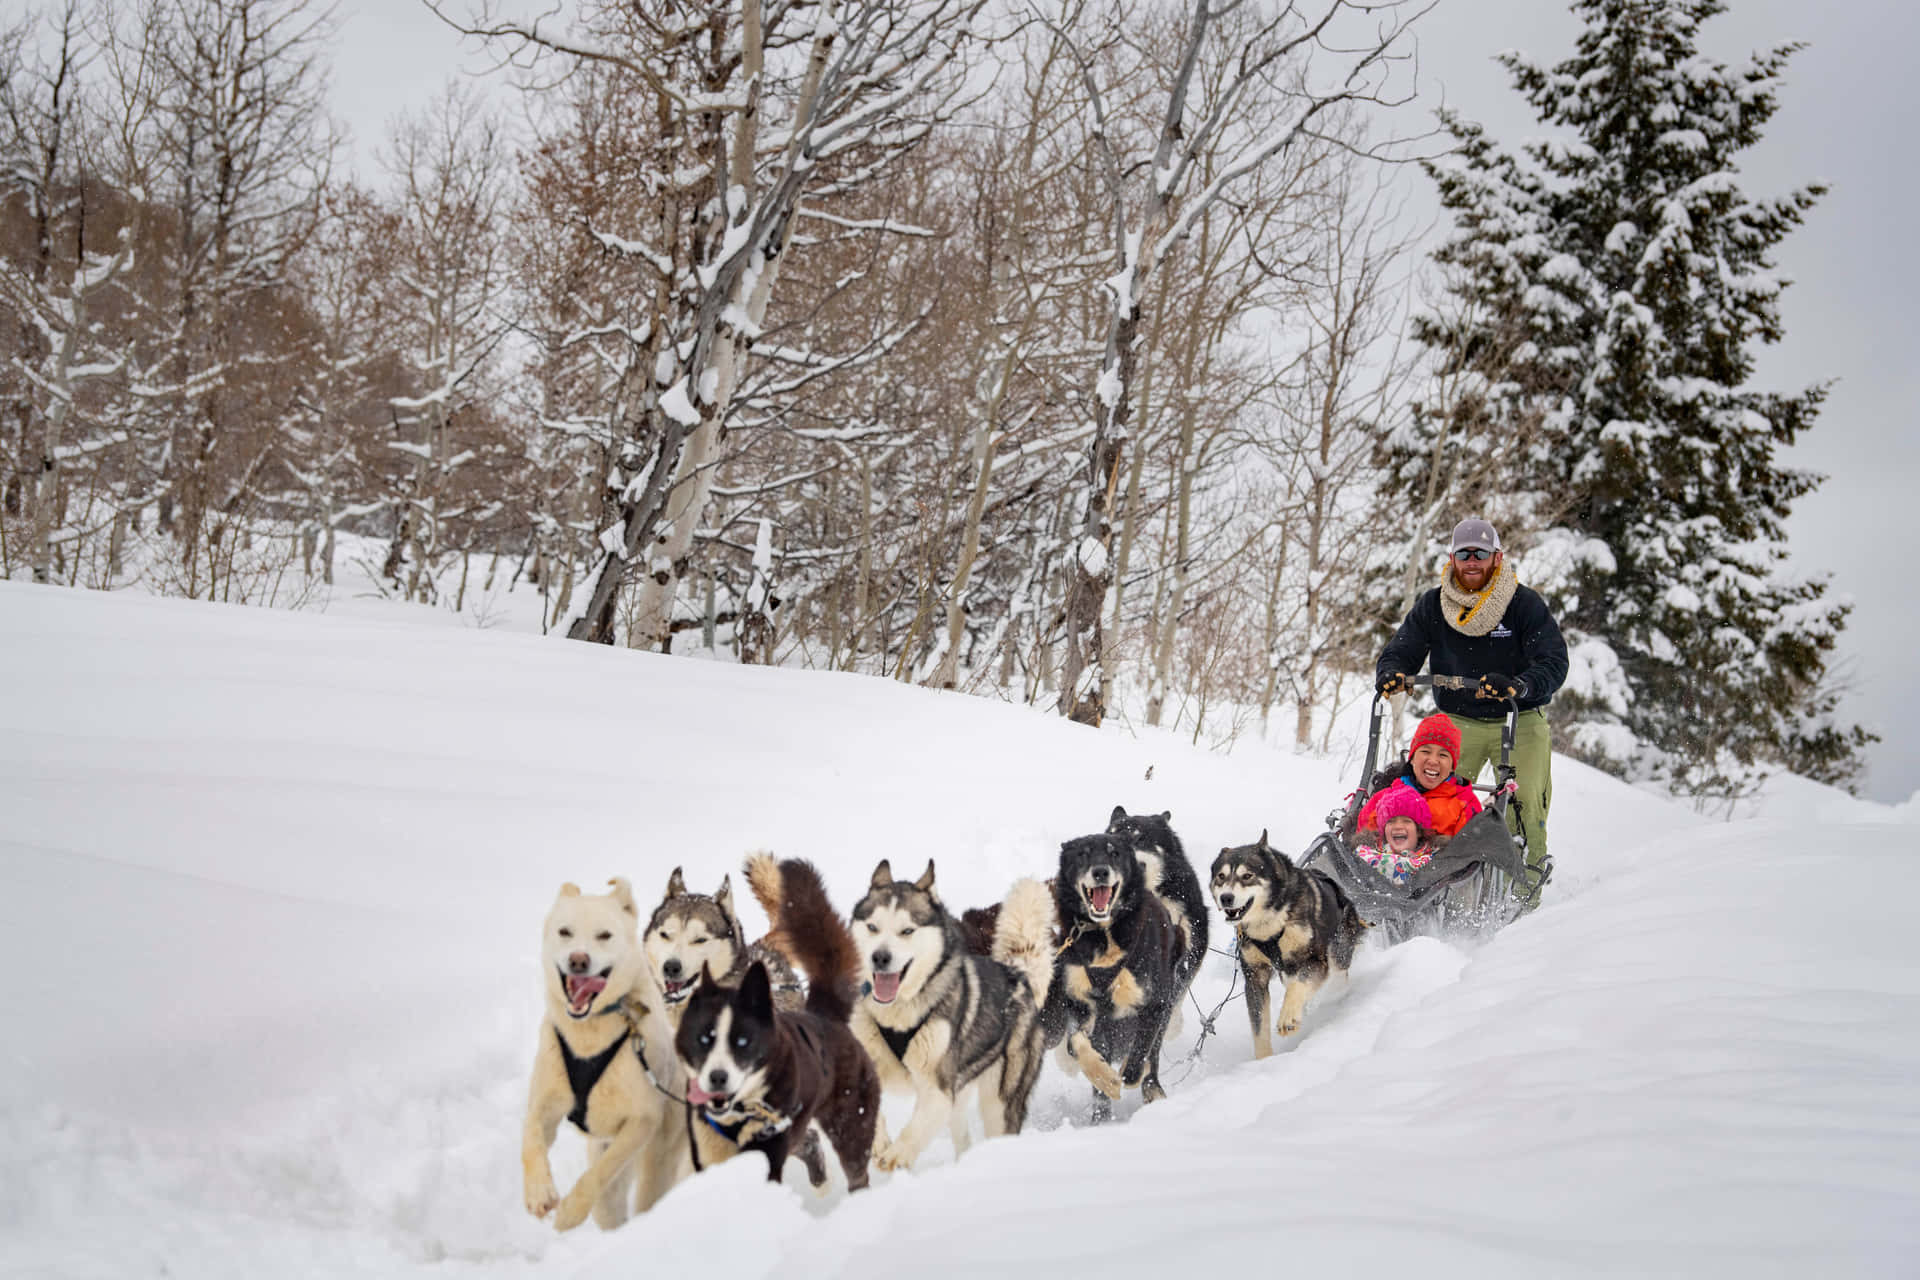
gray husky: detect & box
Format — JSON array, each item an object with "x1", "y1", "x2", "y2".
[
  {"x1": 849, "y1": 860, "x2": 1055, "y2": 1172},
  {"x1": 643, "y1": 864, "x2": 826, "y2": 1185},
  {"x1": 644, "y1": 866, "x2": 804, "y2": 1024},
  {"x1": 1210, "y1": 833, "x2": 1366, "y2": 1058}
]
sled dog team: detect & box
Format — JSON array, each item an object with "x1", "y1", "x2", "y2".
[{"x1": 525, "y1": 806, "x2": 1365, "y2": 1230}]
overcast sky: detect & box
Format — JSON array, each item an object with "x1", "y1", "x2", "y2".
[{"x1": 327, "y1": 0, "x2": 1918, "y2": 800}]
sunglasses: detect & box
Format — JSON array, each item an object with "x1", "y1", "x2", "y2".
[{"x1": 1452, "y1": 548, "x2": 1493, "y2": 562}]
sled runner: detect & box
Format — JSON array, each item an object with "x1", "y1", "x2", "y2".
[{"x1": 1298, "y1": 676, "x2": 1551, "y2": 944}]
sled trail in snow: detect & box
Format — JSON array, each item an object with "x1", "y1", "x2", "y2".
[{"x1": 1, "y1": 583, "x2": 1915, "y2": 1278}]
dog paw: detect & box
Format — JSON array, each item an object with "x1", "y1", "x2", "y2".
[
  {"x1": 1276, "y1": 1015, "x2": 1301, "y2": 1037},
  {"x1": 1085, "y1": 1059, "x2": 1124, "y2": 1100},
  {"x1": 873, "y1": 1140, "x2": 919, "y2": 1173},
  {"x1": 1140, "y1": 1079, "x2": 1167, "y2": 1104},
  {"x1": 524, "y1": 1171, "x2": 559, "y2": 1219},
  {"x1": 552, "y1": 1186, "x2": 595, "y2": 1232}
]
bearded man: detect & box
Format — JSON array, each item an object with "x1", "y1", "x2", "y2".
[{"x1": 1376, "y1": 518, "x2": 1567, "y2": 906}]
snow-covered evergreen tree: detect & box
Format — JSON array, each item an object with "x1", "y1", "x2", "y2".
[{"x1": 1398, "y1": 0, "x2": 1870, "y2": 797}]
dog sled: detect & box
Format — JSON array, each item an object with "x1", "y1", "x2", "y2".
[{"x1": 1298, "y1": 676, "x2": 1551, "y2": 944}]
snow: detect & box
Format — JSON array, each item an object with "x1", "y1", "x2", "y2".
[
  {"x1": 659, "y1": 378, "x2": 703, "y2": 426},
  {"x1": 2, "y1": 582, "x2": 1918, "y2": 1276},
  {"x1": 1076, "y1": 535, "x2": 1108, "y2": 578}
]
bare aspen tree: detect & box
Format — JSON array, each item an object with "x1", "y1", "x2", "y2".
[
  {"x1": 921, "y1": 32, "x2": 1102, "y2": 691},
  {"x1": 378, "y1": 82, "x2": 511, "y2": 602},
  {"x1": 1261, "y1": 152, "x2": 1418, "y2": 747},
  {"x1": 1046, "y1": 0, "x2": 1420, "y2": 726},
  {"x1": 287, "y1": 184, "x2": 403, "y2": 587},
  {"x1": 1132, "y1": 75, "x2": 1331, "y2": 726},
  {"x1": 432, "y1": 0, "x2": 986, "y2": 646},
  {"x1": 0, "y1": 1, "x2": 139, "y2": 585},
  {"x1": 122, "y1": 0, "x2": 336, "y2": 591}
]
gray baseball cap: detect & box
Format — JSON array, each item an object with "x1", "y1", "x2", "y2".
[{"x1": 1449, "y1": 517, "x2": 1502, "y2": 554}]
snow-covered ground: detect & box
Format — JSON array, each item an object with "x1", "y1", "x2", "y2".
[{"x1": 1, "y1": 581, "x2": 1914, "y2": 1278}]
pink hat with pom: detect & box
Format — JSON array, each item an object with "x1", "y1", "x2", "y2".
[{"x1": 1374, "y1": 785, "x2": 1435, "y2": 831}]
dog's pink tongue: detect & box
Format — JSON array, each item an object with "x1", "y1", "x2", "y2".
[
  {"x1": 686, "y1": 1081, "x2": 722, "y2": 1107},
  {"x1": 566, "y1": 974, "x2": 607, "y2": 1010},
  {"x1": 1090, "y1": 885, "x2": 1114, "y2": 912},
  {"x1": 871, "y1": 971, "x2": 902, "y2": 1003}
]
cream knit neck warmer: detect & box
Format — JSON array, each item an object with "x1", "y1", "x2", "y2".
[{"x1": 1439, "y1": 559, "x2": 1519, "y2": 637}]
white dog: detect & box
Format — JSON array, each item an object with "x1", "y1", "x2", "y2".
[{"x1": 522, "y1": 878, "x2": 689, "y2": 1230}]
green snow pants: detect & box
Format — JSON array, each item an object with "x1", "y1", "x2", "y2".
[{"x1": 1448, "y1": 708, "x2": 1552, "y2": 905}]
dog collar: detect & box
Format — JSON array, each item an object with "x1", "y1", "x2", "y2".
[{"x1": 701, "y1": 1109, "x2": 749, "y2": 1143}]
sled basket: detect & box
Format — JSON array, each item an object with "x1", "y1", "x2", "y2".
[{"x1": 1297, "y1": 676, "x2": 1550, "y2": 944}]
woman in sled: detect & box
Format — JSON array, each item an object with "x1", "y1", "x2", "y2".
[{"x1": 1354, "y1": 712, "x2": 1481, "y2": 839}]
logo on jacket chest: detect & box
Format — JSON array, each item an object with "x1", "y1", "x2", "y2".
[{"x1": 1489, "y1": 625, "x2": 1512, "y2": 638}]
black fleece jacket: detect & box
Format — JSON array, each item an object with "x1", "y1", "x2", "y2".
[{"x1": 1377, "y1": 583, "x2": 1569, "y2": 722}]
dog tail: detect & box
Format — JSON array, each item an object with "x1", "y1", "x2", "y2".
[
  {"x1": 992, "y1": 877, "x2": 1058, "y2": 1005},
  {"x1": 744, "y1": 853, "x2": 860, "y2": 1022}
]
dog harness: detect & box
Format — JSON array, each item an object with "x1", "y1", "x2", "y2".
[
  {"x1": 556, "y1": 1026, "x2": 630, "y2": 1133},
  {"x1": 1238, "y1": 927, "x2": 1302, "y2": 972},
  {"x1": 876, "y1": 1017, "x2": 927, "y2": 1063}
]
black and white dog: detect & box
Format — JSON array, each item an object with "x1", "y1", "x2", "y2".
[
  {"x1": 1210, "y1": 833, "x2": 1365, "y2": 1058},
  {"x1": 1041, "y1": 833, "x2": 1182, "y2": 1116},
  {"x1": 675, "y1": 856, "x2": 880, "y2": 1188}
]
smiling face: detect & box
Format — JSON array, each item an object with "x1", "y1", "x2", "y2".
[
  {"x1": 1383, "y1": 817, "x2": 1421, "y2": 853},
  {"x1": 676, "y1": 962, "x2": 775, "y2": 1113},
  {"x1": 1209, "y1": 849, "x2": 1271, "y2": 925},
  {"x1": 852, "y1": 860, "x2": 946, "y2": 1008},
  {"x1": 644, "y1": 880, "x2": 741, "y2": 1007},
  {"x1": 541, "y1": 880, "x2": 642, "y2": 1021},
  {"x1": 1057, "y1": 836, "x2": 1135, "y2": 925},
  {"x1": 1452, "y1": 547, "x2": 1501, "y2": 593},
  {"x1": 1411, "y1": 742, "x2": 1455, "y2": 789}
]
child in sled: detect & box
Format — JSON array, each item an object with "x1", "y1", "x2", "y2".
[
  {"x1": 1355, "y1": 712, "x2": 1483, "y2": 839},
  {"x1": 1353, "y1": 786, "x2": 1439, "y2": 884}
]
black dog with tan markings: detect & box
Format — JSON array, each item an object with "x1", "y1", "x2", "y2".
[
  {"x1": 1210, "y1": 833, "x2": 1365, "y2": 1058},
  {"x1": 1041, "y1": 833, "x2": 1181, "y2": 1117}
]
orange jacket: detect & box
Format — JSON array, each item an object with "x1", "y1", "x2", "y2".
[{"x1": 1357, "y1": 775, "x2": 1483, "y2": 839}]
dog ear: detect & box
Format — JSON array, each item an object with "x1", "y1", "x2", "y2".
[
  {"x1": 870, "y1": 859, "x2": 894, "y2": 889},
  {"x1": 607, "y1": 877, "x2": 636, "y2": 916},
  {"x1": 1260, "y1": 843, "x2": 1294, "y2": 877},
  {"x1": 557, "y1": 882, "x2": 582, "y2": 900},
  {"x1": 666, "y1": 867, "x2": 686, "y2": 898},
  {"x1": 915, "y1": 859, "x2": 937, "y2": 892},
  {"x1": 1160, "y1": 810, "x2": 1172, "y2": 823},
  {"x1": 1257, "y1": 829, "x2": 1271, "y2": 852},
  {"x1": 715, "y1": 873, "x2": 733, "y2": 914},
  {"x1": 1108, "y1": 805, "x2": 1128, "y2": 829},
  {"x1": 740, "y1": 961, "x2": 773, "y2": 1020}
]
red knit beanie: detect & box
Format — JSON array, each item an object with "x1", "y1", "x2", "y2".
[{"x1": 1410, "y1": 713, "x2": 1460, "y2": 769}]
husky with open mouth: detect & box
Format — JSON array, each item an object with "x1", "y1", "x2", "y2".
[
  {"x1": 1040, "y1": 832, "x2": 1182, "y2": 1117},
  {"x1": 1104, "y1": 807, "x2": 1210, "y2": 1040},
  {"x1": 1210, "y1": 833, "x2": 1365, "y2": 1058},
  {"x1": 848, "y1": 860, "x2": 1055, "y2": 1172},
  {"x1": 522, "y1": 878, "x2": 689, "y2": 1232},
  {"x1": 643, "y1": 866, "x2": 804, "y2": 1023},
  {"x1": 675, "y1": 856, "x2": 880, "y2": 1189}
]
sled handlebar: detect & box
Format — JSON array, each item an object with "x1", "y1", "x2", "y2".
[{"x1": 1360, "y1": 674, "x2": 1520, "y2": 800}]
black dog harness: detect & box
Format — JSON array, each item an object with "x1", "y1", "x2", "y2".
[
  {"x1": 1238, "y1": 927, "x2": 1303, "y2": 973},
  {"x1": 557, "y1": 1026, "x2": 630, "y2": 1133},
  {"x1": 876, "y1": 1017, "x2": 927, "y2": 1063}
]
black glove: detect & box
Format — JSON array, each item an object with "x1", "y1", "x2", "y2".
[
  {"x1": 1377, "y1": 671, "x2": 1410, "y2": 696},
  {"x1": 1476, "y1": 672, "x2": 1526, "y2": 701}
]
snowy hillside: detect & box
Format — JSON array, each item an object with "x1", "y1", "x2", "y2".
[{"x1": 1, "y1": 582, "x2": 1915, "y2": 1278}]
